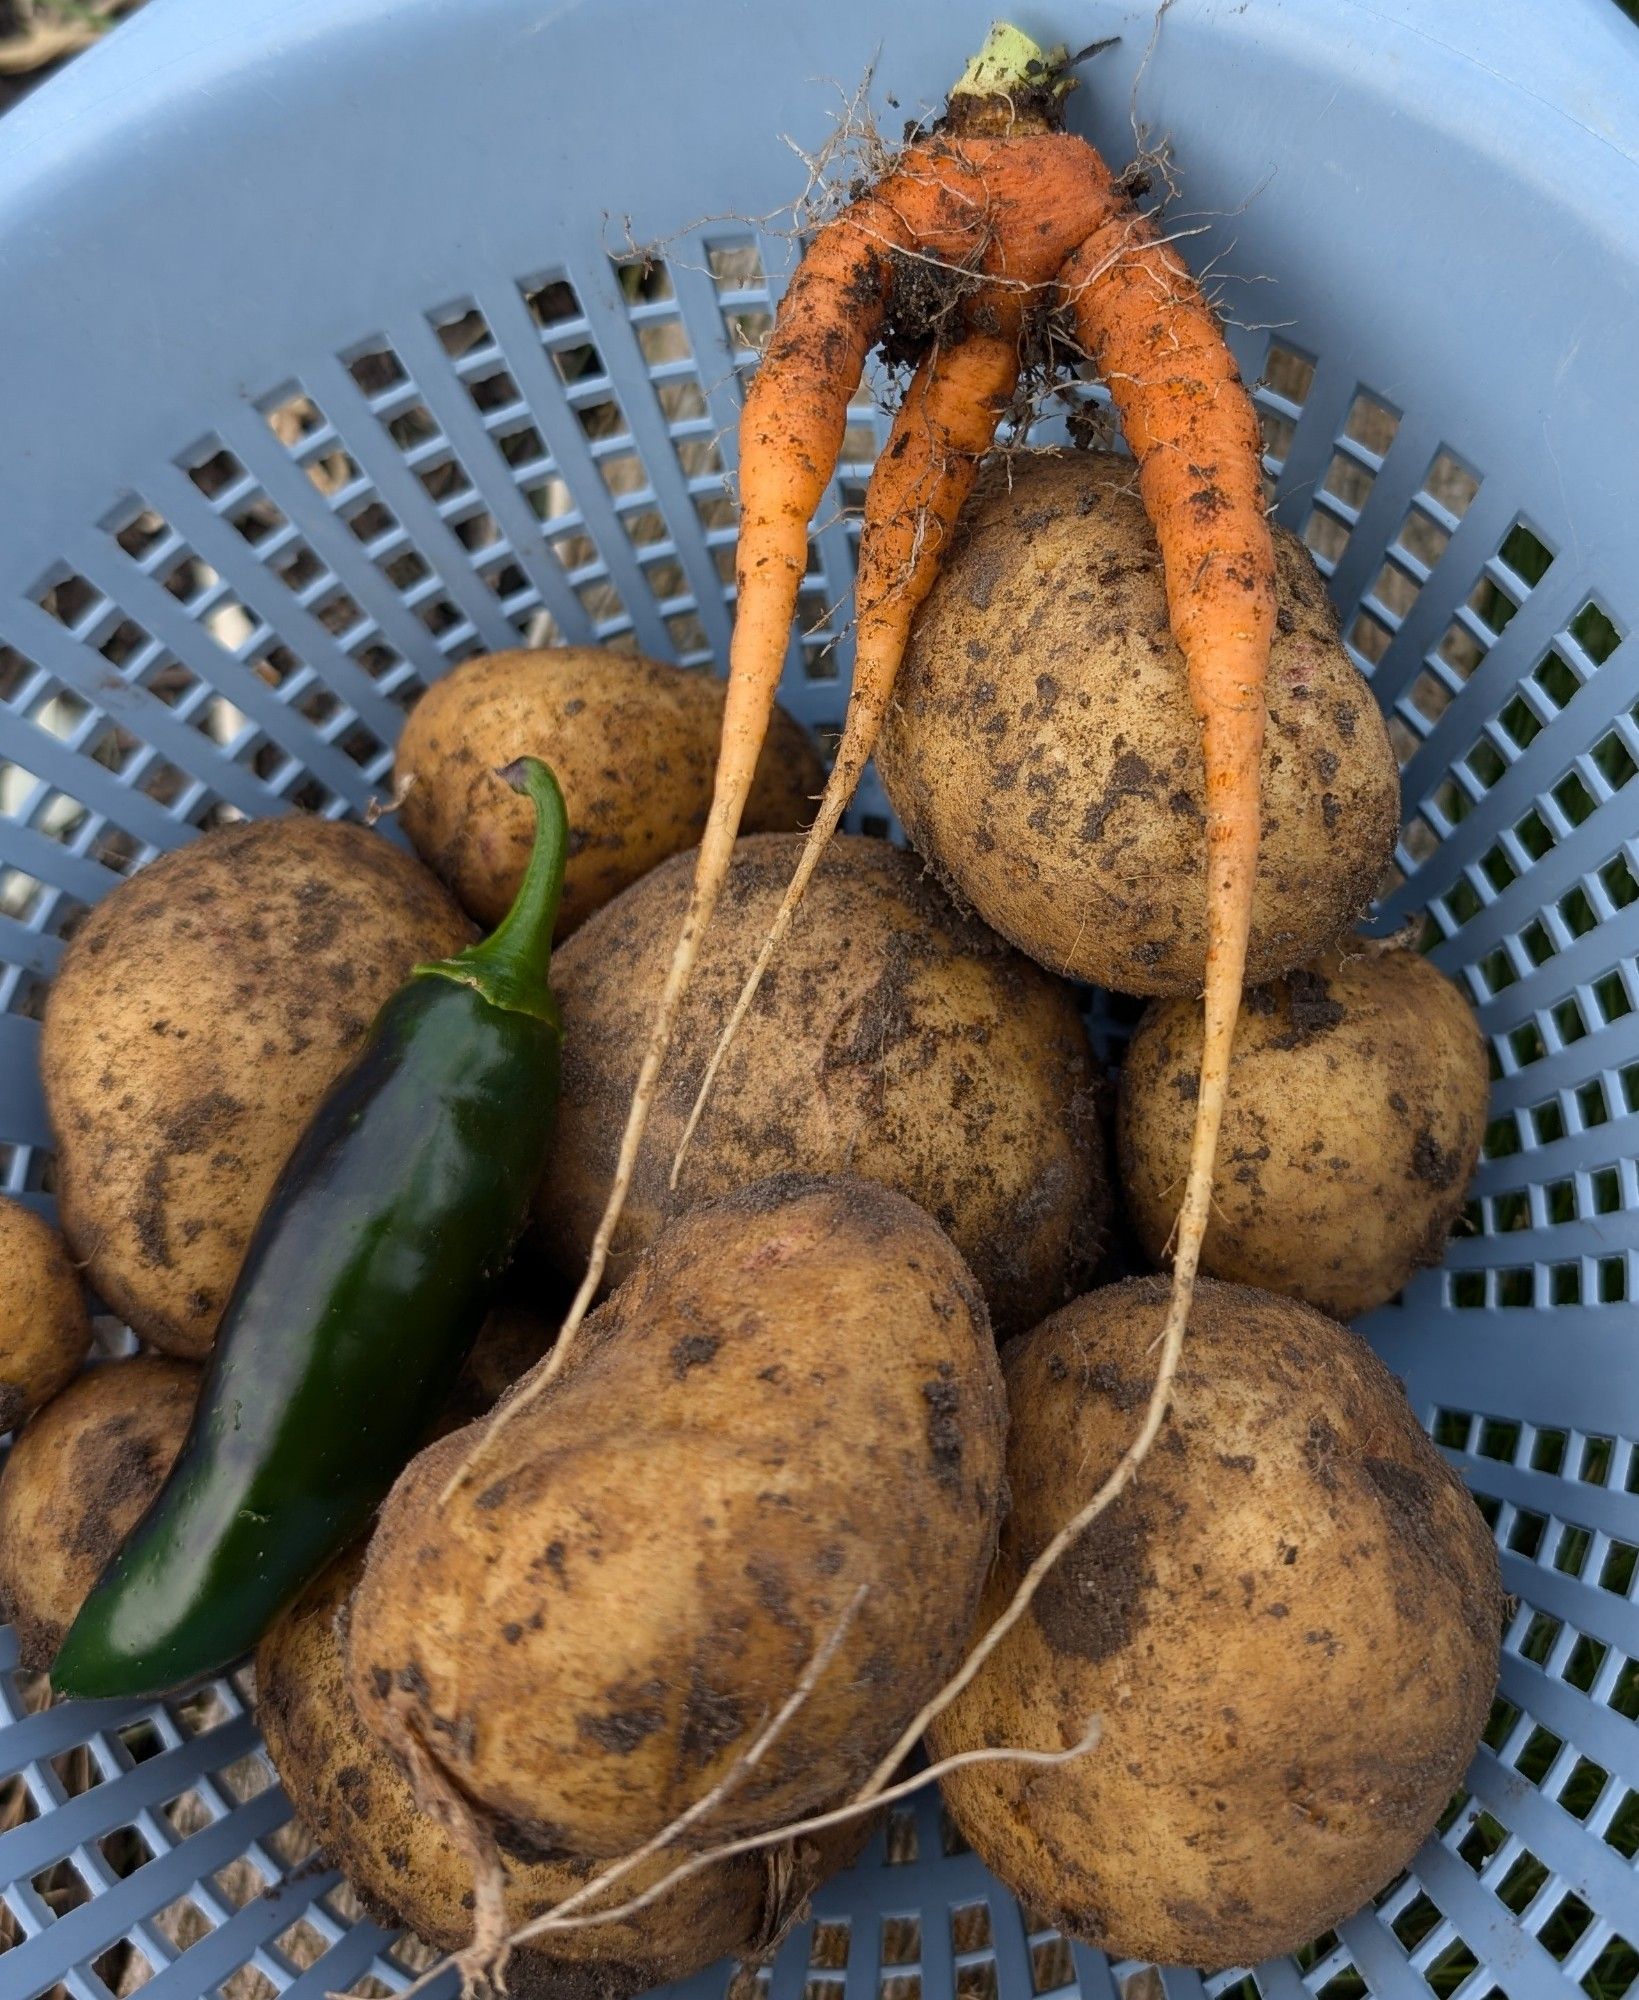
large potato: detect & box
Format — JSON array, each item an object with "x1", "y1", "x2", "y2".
[
  {"x1": 260, "y1": 1548, "x2": 845, "y2": 1995},
  {"x1": 537, "y1": 833, "x2": 1108, "y2": 1336},
  {"x1": 351, "y1": 1176, "x2": 1005, "y2": 1860},
  {"x1": 0, "y1": 1197, "x2": 90, "y2": 1434},
  {"x1": 42, "y1": 818, "x2": 472, "y2": 1357},
  {"x1": 930, "y1": 1277, "x2": 1502, "y2": 1970},
  {"x1": 0, "y1": 1355, "x2": 198, "y2": 1669},
  {"x1": 876, "y1": 450, "x2": 1401, "y2": 994},
  {"x1": 396, "y1": 647, "x2": 825, "y2": 933},
  {"x1": 1119, "y1": 942, "x2": 1490, "y2": 1317}
]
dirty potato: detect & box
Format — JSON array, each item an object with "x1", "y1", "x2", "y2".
[
  {"x1": 260, "y1": 1548, "x2": 845, "y2": 1995},
  {"x1": 876, "y1": 451, "x2": 1401, "y2": 994},
  {"x1": 351, "y1": 1176, "x2": 1006, "y2": 1861},
  {"x1": 441, "y1": 1292, "x2": 562, "y2": 1428},
  {"x1": 537, "y1": 833, "x2": 1108, "y2": 1336},
  {"x1": 0, "y1": 1197, "x2": 91, "y2": 1434},
  {"x1": 395, "y1": 647, "x2": 825, "y2": 933},
  {"x1": 1119, "y1": 941, "x2": 1490, "y2": 1317},
  {"x1": 0, "y1": 1355, "x2": 199, "y2": 1669},
  {"x1": 41, "y1": 818, "x2": 472, "y2": 1356},
  {"x1": 930, "y1": 1276, "x2": 1502, "y2": 1970}
]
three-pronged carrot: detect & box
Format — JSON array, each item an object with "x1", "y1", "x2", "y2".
[
  {"x1": 453, "y1": 22, "x2": 1277, "y2": 1501},
  {"x1": 542, "y1": 43, "x2": 1119, "y2": 1372}
]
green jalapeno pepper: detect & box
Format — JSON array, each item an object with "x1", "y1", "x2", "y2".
[{"x1": 52, "y1": 758, "x2": 568, "y2": 1700}]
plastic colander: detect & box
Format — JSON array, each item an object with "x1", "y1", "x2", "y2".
[{"x1": 2, "y1": 1, "x2": 1637, "y2": 1996}]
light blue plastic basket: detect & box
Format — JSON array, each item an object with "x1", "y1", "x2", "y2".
[{"x1": 2, "y1": 2, "x2": 1637, "y2": 1997}]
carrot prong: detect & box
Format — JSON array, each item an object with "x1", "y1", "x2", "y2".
[
  {"x1": 670, "y1": 298, "x2": 1024, "y2": 1187},
  {"x1": 1058, "y1": 198, "x2": 1278, "y2": 1382}
]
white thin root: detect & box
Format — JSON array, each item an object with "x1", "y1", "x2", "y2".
[
  {"x1": 528, "y1": 1583, "x2": 866, "y2": 1931},
  {"x1": 374, "y1": 1590, "x2": 864, "y2": 2000},
  {"x1": 390, "y1": 1713, "x2": 511, "y2": 1995},
  {"x1": 385, "y1": 1719, "x2": 1103, "y2": 2000},
  {"x1": 521, "y1": 1723, "x2": 1100, "y2": 1942},
  {"x1": 848, "y1": 1285, "x2": 1189, "y2": 1807}
]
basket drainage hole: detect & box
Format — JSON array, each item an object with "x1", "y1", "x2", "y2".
[
  {"x1": 956, "y1": 1962, "x2": 999, "y2": 2000},
  {"x1": 882, "y1": 1917, "x2": 921, "y2": 1967},
  {"x1": 810, "y1": 1920, "x2": 851, "y2": 1970},
  {"x1": 1422, "y1": 451, "x2": 1480, "y2": 518},
  {"x1": 1029, "y1": 1935, "x2": 1073, "y2": 1995},
  {"x1": 98, "y1": 1824, "x2": 156, "y2": 1877},
  {"x1": 30, "y1": 1859, "x2": 91, "y2": 1915},
  {"x1": 1342, "y1": 392, "x2": 1399, "y2": 455},
  {"x1": 1260, "y1": 341, "x2": 1314, "y2": 405},
  {"x1": 274, "y1": 1916, "x2": 334, "y2": 1971},
  {"x1": 884, "y1": 1806, "x2": 918, "y2": 1864},
  {"x1": 347, "y1": 345, "x2": 409, "y2": 396},
  {"x1": 94, "y1": 1940, "x2": 153, "y2": 1989},
  {"x1": 952, "y1": 1903, "x2": 993, "y2": 1953}
]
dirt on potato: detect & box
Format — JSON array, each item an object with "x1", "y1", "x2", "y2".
[
  {"x1": 929, "y1": 1276, "x2": 1502, "y2": 1970},
  {"x1": 0, "y1": 1354, "x2": 199, "y2": 1668},
  {"x1": 350, "y1": 1175, "x2": 1006, "y2": 1864},
  {"x1": 395, "y1": 647, "x2": 824, "y2": 933},
  {"x1": 259, "y1": 1548, "x2": 856, "y2": 1993},
  {"x1": 41, "y1": 816, "x2": 472, "y2": 1357},
  {"x1": 876, "y1": 450, "x2": 1402, "y2": 995},
  {"x1": 537, "y1": 831, "x2": 1109, "y2": 1337},
  {"x1": 1119, "y1": 940, "x2": 1491, "y2": 1317}
]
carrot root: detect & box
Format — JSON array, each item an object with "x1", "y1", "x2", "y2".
[
  {"x1": 1060, "y1": 197, "x2": 1277, "y2": 1383},
  {"x1": 671, "y1": 295, "x2": 1025, "y2": 1186}
]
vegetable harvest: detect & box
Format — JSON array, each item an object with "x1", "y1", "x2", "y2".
[
  {"x1": 50, "y1": 759, "x2": 570, "y2": 1700},
  {"x1": 546, "y1": 22, "x2": 1279, "y2": 1465},
  {"x1": 8, "y1": 20, "x2": 1512, "y2": 1992}
]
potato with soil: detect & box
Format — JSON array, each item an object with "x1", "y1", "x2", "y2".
[
  {"x1": 930, "y1": 1276, "x2": 1502, "y2": 1970},
  {"x1": 396, "y1": 647, "x2": 825, "y2": 934},
  {"x1": 0, "y1": 1355, "x2": 199, "y2": 1669},
  {"x1": 876, "y1": 451, "x2": 1401, "y2": 994},
  {"x1": 447, "y1": 1294, "x2": 561, "y2": 1423},
  {"x1": 537, "y1": 832, "x2": 1108, "y2": 1337},
  {"x1": 351, "y1": 1175, "x2": 1006, "y2": 1860},
  {"x1": 41, "y1": 817, "x2": 473, "y2": 1357},
  {"x1": 260, "y1": 1548, "x2": 848, "y2": 1995},
  {"x1": 0, "y1": 1197, "x2": 91, "y2": 1435},
  {"x1": 1119, "y1": 941, "x2": 1489, "y2": 1318}
]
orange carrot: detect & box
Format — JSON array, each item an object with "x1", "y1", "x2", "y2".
[
  {"x1": 1059, "y1": 204, "x2": 1277, "y2": 1382},
  {"x1": 670, "y1": 284, "x2": 1028, "y2": 1182}
]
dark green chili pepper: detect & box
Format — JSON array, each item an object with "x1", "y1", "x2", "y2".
[{"x1": 51, "y1": 758, "x2": 568, "y2": 1701}]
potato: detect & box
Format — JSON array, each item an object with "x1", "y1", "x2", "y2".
[
  {"x1": 42, "y1": 817, "x2": 473, "y2": 1357},
  {"x1": 0, "y1": 1355, "x2": 198, "y2": 1669},
  {"x1": 930, "y1": 1277, "x2": 1502, "y2": 1970},
  {"x1": 0, "y1": 1197, "x2": 91, "y2": 1434},
  {"x1": 441, "y1": 1294, "x2": 561, "y2": 1428},
  {"x1": 351, "y1": 1175, "x2": 1005, "y2": 1860},
  {"x1": 1119, "y1": 942, "x2": 1489, "y2": 1317},
  {"x1": 396, "y1": 647, "x2": 825, "y2": 933},
  {"x1": 537, "y1": 832, "x2": 1108, "y2": 1336},
  {"x1": 260, "y1": 1548, "x2": 847, "y2": 1994},
  {"x1": 876, "y1": 450, "x2": 1401, "y2": 994}
]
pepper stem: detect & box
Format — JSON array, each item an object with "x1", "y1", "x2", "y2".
[{"x1": 415, "y1": 757, "x2": 568, "y2": 1023}]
